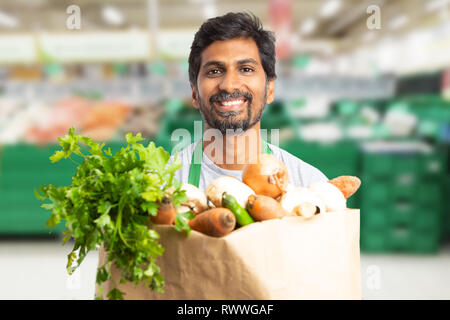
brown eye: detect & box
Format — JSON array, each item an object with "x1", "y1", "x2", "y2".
[
  {"x1": 207, "y1": 69, "x2": 221, "y2": 75},
  {"x1": 241, "y1": 67, "x2": 254, "y2": 73}
]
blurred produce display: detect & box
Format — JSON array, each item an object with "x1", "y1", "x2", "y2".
[
  {"x1": 0, "y1": 0, "x2": 449, "y2": 254},
  {"x1": 122, "y1": 103, "x2": 165, "y2": 138},
  {"x1": 0, "y1": 96, "x2": 147, "y2": 145},
  {"x1": 0, "y1": 63, "x2": 449, "y2": 255}
]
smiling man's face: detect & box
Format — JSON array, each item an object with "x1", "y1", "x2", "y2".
[{"x1": 191, "y1": 37, "x2": 275, "y2": 134}]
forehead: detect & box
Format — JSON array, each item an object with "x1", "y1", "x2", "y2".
[{"x1": 200, "y1": 37, "x2": 262, "y2": 67}]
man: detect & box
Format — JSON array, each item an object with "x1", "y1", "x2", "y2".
[{"x1": 173, "y1": 12, "x2": 327, "y2": 191}]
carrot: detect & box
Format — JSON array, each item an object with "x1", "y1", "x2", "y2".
[
  {"x1": 188, "y1": 208, "x2": 236, "y2": 237},
  {"x1": 292, "y1": 202, "x2": 318, "y2": 218},
  {"x1": 328, "y1": 176, "x2": 361, "y2": 199},
  {"x1": 246, "y1": 194, "x2": 288, "y2": 221},
  {"x1": 152, "y1": 196, "x2": 176, "y2": 225}
]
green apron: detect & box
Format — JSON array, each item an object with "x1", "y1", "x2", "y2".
[{"x1": 188, "y1": 139, "x2": 273, "y2": 188}]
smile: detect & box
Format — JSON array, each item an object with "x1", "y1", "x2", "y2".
[
  {"x1": 215, "y1": 98, "x2": 247, "y2": 112},
  {"x1": 220, "y1": 99, "x2": 244, "y2": 106}
]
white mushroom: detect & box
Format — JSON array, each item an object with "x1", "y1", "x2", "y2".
[
  {"x1": 292, "y1": 202, "x2": 317, "y2": 218},
  {"x1": 206, "y1": 176, "x2": 255, "y2": 208},
  {"x1": 180, "y1": 183, "x2": 208, "y2": 214},
  {"x1": 307, "y1": 181, "x2": 347, "y2": 212},
  {"x1": 280, "y1": 187, "x2": 325, "y2": 216}
]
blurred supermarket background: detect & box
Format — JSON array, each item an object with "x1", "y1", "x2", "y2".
[{"x1": 0, "y1": 0, "x2": 450, "y2": 299}]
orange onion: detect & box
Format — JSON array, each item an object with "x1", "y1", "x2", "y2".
[{"x1": 242, "y1": 154, "x2": 289, "y2": 199}]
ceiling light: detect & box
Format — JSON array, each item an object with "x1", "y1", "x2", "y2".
[
  {"x1": 426, "y1": 0, "x2": 450, "y2": 12},
  {"x1": 320, "y1": 0, "x2": 342, "y2": 18},
  {"x1": 189, "y1": 0, "x2": 217, "y2": 19},
  {"x1": 0, "y1": 10, "x2": 19, "y2": 28},
  {"x1": 389, "y1": 14, "x2": 409, "y2": 30},
  {"x1": 300, "y1": 18, "x2": 317, "y2": 35},
  {"x1": 102, "y1": 5, "x2": 124, "y2": 26},
  {"x1": 203, "y1": 2, "x2": 217, "y2": 19}
]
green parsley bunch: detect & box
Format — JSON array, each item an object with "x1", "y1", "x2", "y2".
[{"x1": 35, "y1": 128, "x2": 191, "y2": 300}]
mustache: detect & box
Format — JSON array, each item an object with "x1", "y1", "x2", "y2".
[{"x1": 209, "y1": 90, "x2": 253, "y2": 104}]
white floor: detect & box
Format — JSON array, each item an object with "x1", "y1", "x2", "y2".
[{"x1": 0, "y1": 238, "x2": 449, "y2": 300}]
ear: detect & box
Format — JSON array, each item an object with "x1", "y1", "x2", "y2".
[
  {"x1": 190, "y1": 83, "x2": 199, "y2": 109},
  {"x1": 266, "y1": 78, "x2": 275, "y2": 105}
]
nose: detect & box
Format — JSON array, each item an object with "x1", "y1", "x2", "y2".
[{"x1": 218, "y1": 70, "x2": 241, "y2": 93}]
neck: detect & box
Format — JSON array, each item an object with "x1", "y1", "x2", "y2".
[{"x1": 203, "y1": 123, "x2": 262, "y2": 170}]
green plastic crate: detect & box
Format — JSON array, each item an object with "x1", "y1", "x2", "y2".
[
  {"x1": 363, "y1": 153, "x2": 421, "y2": 178},
  {"x1": 261, "y1": 101, "x2": 293, "y2": 131},
  {"x1": 411, "y1": 231, "x2": 440, "y2": 253},
  {"x1": 360, "y1": 177, "x2": 391, "y2": 206},
  {"x1": 389, "y1": 200, "x2": 416, "y2": 227},
  {"x1": 360, "y1": 142, "x2": 447, "y2": 253},
  {"x1": 420, "y1": 152, "x2": 447, "y2": 177},
  {"x1": 416, "y1": 181, "x2": 444, "y2": 206},
  {"x1": 388, "y1": 226, "x2": 413, "y2": 251},
  {"x1": 347, "y1": 193, "x2": 360, "y2": 210},
  {"x1": 155, "y1": 106, "x2": 203, "y2": 154},
  {"x1": 445, "y1": 177, "x2": 450, "y2": 240},
  {"x1": 391, "y1": 177, "x2": 417, "y2": 200},
  {"x1": 360, "y1": 231, "x2": 389, "y2": 252},
  {"x1": 414, "y1": 206, "x2": 442, "y2": 232},
  {"x1": 362, "y1": 153, "x2": 393, "y2": 177},
  {"x1": 361, "y1": 204, "x2": 443, "y2": 253},
  {"x1": 393, "y1": 154, "x2": 420, "y2": 174},
  {"x1": 281, "y1": 140, "x2": 359, "y2": 179},
  {"x1": 361, "y1": 225, "x2": 441, "y2": 253},
  {"x1": 0, "y1": 144, "x2": 77, "y2": 235},
  {"x1": 0, "y1": 201, "x2": 64, "y2": 235},
  {"x1": 360, "y1": 207, "x2": 389, "y2": 230}
]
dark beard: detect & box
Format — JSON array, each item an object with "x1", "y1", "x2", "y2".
[{"x1": 197, "y1": 85, "x2": 268, "y2": 135}]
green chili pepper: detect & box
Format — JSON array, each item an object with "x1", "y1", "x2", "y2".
[{"x1": 222, "y1": 192, "x2": 255, "y2": 226}]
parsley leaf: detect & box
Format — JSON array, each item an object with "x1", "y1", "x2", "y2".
[{"x1": 175, "y1": 211, "x2": 195, "y2": 236}]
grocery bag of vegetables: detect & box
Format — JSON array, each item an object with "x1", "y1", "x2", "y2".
[
  {"x1": 96, "y1": 155, "x2": 362, "y2": 300},
  {"x1": 38, "y1": 129, "x2": 361, "y2": 300},
  {"x1": 97, "y1": 209, "x2": 361, "y2": 299}
]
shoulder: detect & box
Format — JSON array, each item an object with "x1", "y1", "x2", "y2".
[{"x1": 268, "y1": 143, "x2": 328, "y2": 187}]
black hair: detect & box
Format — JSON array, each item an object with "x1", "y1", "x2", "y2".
[{"x1": 188, "y1": 12, "x2": 277, "y2": 87}]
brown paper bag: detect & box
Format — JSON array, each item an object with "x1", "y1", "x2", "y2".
[{"x1": 96, "y1": 209, "x2": 361, "y2": 300}]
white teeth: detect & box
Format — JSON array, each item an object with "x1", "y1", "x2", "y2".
[{"x1": 221, "y1": 99, "x2": 243, "y2": 106}]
